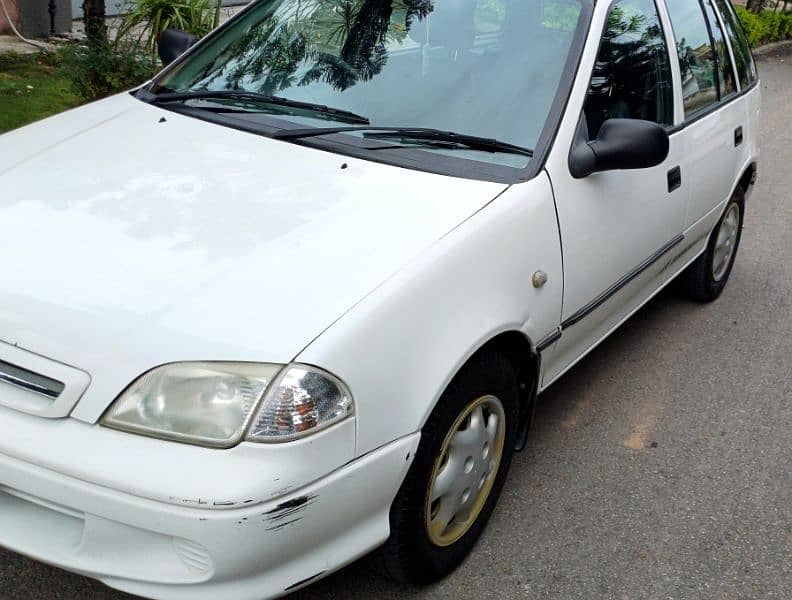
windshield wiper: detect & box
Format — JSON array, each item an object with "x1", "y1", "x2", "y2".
[
  {"x1": 273, "y1": 126, "x2": 533, "y2": 157},
  {"x1": 147, "y1": 90, "x2": 370, "y2": 125}
]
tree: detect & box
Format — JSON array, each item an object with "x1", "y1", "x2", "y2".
[
  {"x1": 177, "y1": 0, "x2": 434, "y2": 93},
  {"x1": 745, "y1": 0, "x2": 777, "y2": 13},
  {"x1": 82, "y1": 0, "x2": 107, "y2": 47}
]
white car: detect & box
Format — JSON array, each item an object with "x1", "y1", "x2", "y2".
[{"x1": 0, "y1": 0, "x2": 759, "y2": 598}]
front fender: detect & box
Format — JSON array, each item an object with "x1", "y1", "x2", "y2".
[{"x1": 298, "y1": 173, "x2": 563, "y2": 456}]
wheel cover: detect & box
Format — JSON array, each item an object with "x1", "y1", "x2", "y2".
[
  {"x1": 712, "y1": 202, "x2": 740, "y2": 282},
  {"x1": 425, "y1": 395, "x2": 506, "y2": 547}
]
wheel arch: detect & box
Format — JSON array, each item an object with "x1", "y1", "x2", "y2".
[
  {"x1": 445, "y1": 330, "x2": 540, "y2": 452},
  {"x1": 737, "y1": 161, "x2": 757, "y2": 199}
]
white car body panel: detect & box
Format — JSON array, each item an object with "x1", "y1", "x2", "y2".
[
  {"x1": 0, "y1": 0, "x2": 761, "y2": 597},
  {"x1": 682, "y1": 103, "x2": 743, "y2": 226},
  {"x1": 299, "y1": 175, "x2": 563, "y2": 455},
  {"x1": 0, "y1": 93, "x2": 505, "y2": 425},
  {"x1": 0, "y1": 425, "x2": 420, "y2": 600}
]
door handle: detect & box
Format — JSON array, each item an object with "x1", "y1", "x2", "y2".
[
  {"x1": 667, "y1": 166, "x2": 682, "y2": 193},
  {"x1": 735, "y1": 126, "x2": 744, "y2": 147}
]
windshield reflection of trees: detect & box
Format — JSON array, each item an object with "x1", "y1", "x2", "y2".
[{"x1": 191, "y1": 0, "x2": 435, "y2": 94}]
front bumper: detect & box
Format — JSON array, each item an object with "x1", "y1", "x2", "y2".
[{"x1": 0, "y1": 431, "x2": 419, "y2": 599}]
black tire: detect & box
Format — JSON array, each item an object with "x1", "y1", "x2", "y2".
[
  {"x1": 370, "y1": 351, "x2": 519, "y2": 585},
  {"x1": 681, "y1": 187, "x2": 745, "y2": 303}
]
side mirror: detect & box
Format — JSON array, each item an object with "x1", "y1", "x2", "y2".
[
  {"x1": 158, "y1": 29, "x2": 198, "y2": 66},
  {"x1": 569, "y1": 118, "x2": 670, "y2": 179}
]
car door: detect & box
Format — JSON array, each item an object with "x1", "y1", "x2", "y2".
[
  {"x1": 541, "y1": 0, "x2": 688, "y2": 386},
  {"x1": 663, "y1": 0, "x2": 746, "y2": 236}
]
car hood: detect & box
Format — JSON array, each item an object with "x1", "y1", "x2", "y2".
[{"x1": 0, "y1": 93, "x2": 505, "y2": 422}]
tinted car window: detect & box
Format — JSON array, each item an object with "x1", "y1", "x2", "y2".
[
  {"x1": 583, "y1": 0, "x2": 673, "y2": 139},
  {"x1": 703, "y1": 0, "x2": 735, "y2": 97},
  {"x1": 665, "y1": 0, "x2": 718, "y2": 117},
  {"x1": 712, "y1": 0, "x2": 758, "y2": 88}
]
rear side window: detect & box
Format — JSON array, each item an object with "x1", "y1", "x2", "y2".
[
  {"x1": 664, "y1": 0, "x2": 718, "y2": 117},
  {"x1": 583, "y1": 0, "x2": 674, "y2": 139},
  {"x1": 703, "y1": 0, "x2": 736, "y2": 97},
  {"x1": 712, "y1": 0, "x2": 758, "y2": 88}
]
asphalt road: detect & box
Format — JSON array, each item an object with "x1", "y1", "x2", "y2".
[{"x1": 2, "y1": 46, "x2": 791, "y2": 600}]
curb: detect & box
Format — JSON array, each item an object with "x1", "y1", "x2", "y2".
[
  {"x1": 0, "y1": 36, "x2": 57, "y2": 55},
  {"x1": 753, "y1": 39, "x2": 792, "y2": 56}
]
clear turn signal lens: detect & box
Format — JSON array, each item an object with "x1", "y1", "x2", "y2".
[{"x1": 246, "y1": 364, "x2": 353, "y2": 442}]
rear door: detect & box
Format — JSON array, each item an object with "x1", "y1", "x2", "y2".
[
  {"x1": 712, "y1": 0, "x2": 761, "y2": 183},
  {"x1": 663, "y1": 0, "x2": 745, "y2": 235}
]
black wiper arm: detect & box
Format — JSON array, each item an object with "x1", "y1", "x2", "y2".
[
  {"x1": 273, "y1": 126, "x2": 533, "y2": 157},
  {"x1": 148, "y1": 90, "x2": 370, "y2": 125},
  {"x1": 366, "y1": 130, "x2": 534, "y2": 157}
]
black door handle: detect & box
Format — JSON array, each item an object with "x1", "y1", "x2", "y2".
[
  {"x1": 668, "y1": 166, "x2": 682, "y2": 193},
  {"x1": 735, "y1": 126, "x2": 744, "y2": 147}
]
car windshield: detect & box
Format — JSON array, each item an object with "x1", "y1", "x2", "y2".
[{"x1": 150, "y1": 0, "x2": 587, "y2": 173}]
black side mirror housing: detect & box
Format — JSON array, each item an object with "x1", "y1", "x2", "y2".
[
  {"x1": 569, "y1": 118, "x2": 670, "y2": 179},
  {"x1": 158, "y1": 29, "x2": 198, "y2": 66}
]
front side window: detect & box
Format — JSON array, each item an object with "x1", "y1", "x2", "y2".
[
  {"x1": 148, "y1": 0, "x2": 589, "y2": 175},
  {"x1": 665, "y1": 0, "x2": 718, "y2": 117},
  {"x1": 583, "y1": 0, "x2": 673, "y2": 139},
  {"x1": 712, "y1": 0, "x2": 758, "y2": 88}
]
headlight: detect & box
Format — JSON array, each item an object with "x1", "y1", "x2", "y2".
[{"x1": 101, "y1": 362, "x2": 354, "y2": 448}]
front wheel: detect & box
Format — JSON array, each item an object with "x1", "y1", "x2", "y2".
[
  {"x1": 681, "y1": 187, "x2": 745, "y2": 302},
  {"x1": 371, "y1": 352, "x2": 519, "y2": 585}
]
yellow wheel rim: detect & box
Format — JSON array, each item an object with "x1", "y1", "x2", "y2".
[{"x1": 424, "y1": 395, "x2": 506, "y2": 547}]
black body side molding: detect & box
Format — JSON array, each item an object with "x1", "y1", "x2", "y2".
[
  {"x1": 536, "y1": 329, "x2": 562, "y2": 353},
  {"x1": 561, "y1": 234, "x2": 684, "y2": 329}
]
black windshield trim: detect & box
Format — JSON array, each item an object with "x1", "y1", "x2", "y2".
[
  {"x1": 146, "y1": 104, "x2": 523, "y2": 182},
  {"x1": 138, "y1": 0, "x2": 595, "y2": 184},
  {"x1": 523, "y1": 0, "x2": 595, "y2": 182}
]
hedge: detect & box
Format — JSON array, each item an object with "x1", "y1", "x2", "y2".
[{"x1": 735, "y1": 6, "x2": 792, "y2": 48}]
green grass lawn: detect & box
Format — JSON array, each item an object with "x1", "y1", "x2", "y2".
[{"x1": 0, "y1": 52, "x2": 81, "y2": 135}]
